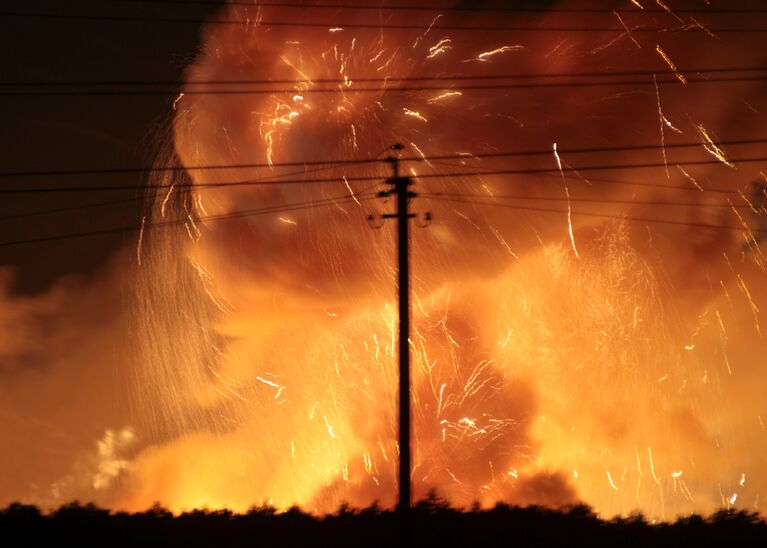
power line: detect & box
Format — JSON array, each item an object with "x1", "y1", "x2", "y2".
[
  {"x1": 0, "y1": 162, "x2": 388, "y2": 222},
  {"x1": 107, "y1": 0, "x2": 767, "y2": 15},
  {"x1": 3, "y1": 156, "x2": 764, "y2": 195},
  {"x1": 4, "y1": 187, "x2": 763, "y2": 249},
  {"x1": 3, "y1": 138, "x2": 765, "y2": 178},
  {"x1": 3, "y1": 75, "x2": 766, "y2": 97},
  {"x1": 424, "y1": 195, "x2": 767, "y2": 233},
  {"x1": 0, "y1": 192, "x2": 377, "y2": 248},
  {"x1": 3, "y1": 66, "x2": 764, "y2": 87},
  {"x1": 3, "y1": 175, "x2": 762, "y2": 226},
  {"x1": 420, "y1": 192, "x2": 764, "y2": 209},
  {"x1": 2, "y1": 11, "x2": 766, "y2": 32},
  {"x1": 0, "y1": 158, "x2": 378, "y2": 178},
  {"x1": 0, "y1": 197, "x2": 139, "y2": 221}
]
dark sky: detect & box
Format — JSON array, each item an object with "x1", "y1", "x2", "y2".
[{"x1": 0, "y1": 0, "x2": 225, "y2": 294}]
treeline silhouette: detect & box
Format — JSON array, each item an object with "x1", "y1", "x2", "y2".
[{"x1": 1, "y1": 492, "x2": 765, "y2": 547}]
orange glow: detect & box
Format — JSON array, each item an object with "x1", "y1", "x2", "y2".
[{"x1": 115, "y1": 1, "x2": 767, "y2": 520}]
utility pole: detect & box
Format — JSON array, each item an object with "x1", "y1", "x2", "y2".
[{"x1": 380, "y1": 144, "x2": 416, "y2": 513}]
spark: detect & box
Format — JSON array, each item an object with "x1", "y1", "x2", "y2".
[
  {"x1": 190, "y1": 261, "x2": 213, "y2": 282},
  {"x1": 349, "y1": 124, "x2": 358, "y2": 152},
  {"x1": 279, "y1": 55, "x2": 313, "y2": 83},
  {"x1": 740, "y1": 473, "x2": 746, "y2": 487},
  {"x1": 553, "y1": 143, "x2": 579, "y2": 258},
  {"x1": 423, "y1": 14, "x2": 442, "y2": 36},
  {"x1": 413, "y1": 14, "x2": 443, "y2": 47},
  {"x1": 194, "y1": 193, "x2": 208, "y2": 216},
  {"x1": 613, "y1": 11, "x2": 640, "y2": 48},
  {"x1": 160, "y1": 184, "x2": 175, "y2": 217},
  {"x1": 410, "y1": 141, "x2": 432, "y2": 167},
  {"x1": 403, "y1": 108, "x2": 428, "y2": 122},
  {"x1": 427, "y1": 91, "x2": 462, "y2": 104},
  {"x1": 656, "y1": 0, "x2": 685, "y2": 24},
  {"x1": 696, "y1": 124, "x2": 735, "y2": 168},
  {"x1": 172, "y1": 93, "x2": 185, "y2": 111},
  {"x1": 715, "y1": 309, "x2": 729, "y2": 344},
  {"x1": 490, "y1": 226, "x2": 520, "y2": 259},
  {"x1": 472, "y1": 45, "x2": 525, "y2": 62},
  {"x1": 264, "y1": 130, "x2": 275, "y2": 165},
  {"x1": 363, "y1": 452, "x2": 373, "y2": 475},
  {"x1": 279, "y1": 217, "x2": 297, "y2": 226},
  {"x1": 368, "y1": 50, "x2": 384, "y2": 63},
  {"x1": 729, "y1": 493, "x2": 738, "y2": 505},
  {"x1": 136, "y1": 216, "x2": 146, "y2": 265},
  {"x1": 676, "y1": 165, "x2": 703, "y2": 191},
  {"x1": 323, "y1": 416, "x2": 336, "y2": 439},
  {"x1": 736, "y1": 274, "x2": 761, "y2": 337},
  {"x1": 648, "y1": 447, "x2": 660, "y2": 485},
  {"x1": 309, "y1": 401, "x2": 320, "y2": 420},
  {"x1": 185, "y1": 215, "x2": 201, "y2": 242},
  {"x1": 738, "y1": 190, "x2": 759, "y2": 215},
  {"x1": 630, "y1": 0, "x2": 644, "y2": 8},
  {"x1": 672, "y1": 470, "x2": 682, "y2": 478},
  {"x1": 589, "y1": 31, "x2": 629, "y2": 55},
  {"x1": 377, "y1": 436, "x2": 390, "y2": 462},
  {"x1": 375, "y1": 51, "x2": 398, "y2": 73},
  {"x1": 427, "y1": 38, "x2": 452, "y2": 59},
  {"x1": 635, "y1": 448, "x2": 643, "y2": 502},
  {"x1": 453, "y1": 208, "x2": 481, "y2": 230},
  {"x1": 689, "y1": 16, "x2": 718, "y2": 39},
  {"x1": 728, "y1": 199, "x2": 767, "y2": 268},
  {"x1": 446, "y1": 469, "x2": 462, "y2": 484},
  {"x1": 607, "y1": 470, "x2": 619, "y2": 491},
  {"x1": 255, "y1": 376, "x2": 281, "y2": 389},
  {"x1": 328, "y1": 27, "x2": 344, "y2": 33},
  {"x1": 343, "y1": 176, "x2": 361, "y2": 206},
  {"x1": 654, "y1": 76, "x2": 670, "y2": 178},
  {"x1": 655, "y1": 46, "x2": 687, "y2": 84},
  {"x1": 715, "y1": 309, "x2": 732, "y2": 374},
  {"x1": 212, "y1": 384, "x2": 233, "y2": 401},
  {"x1": 648, "y1": 447, "x2": 665, "y2": 518},
  {"x1": 436, "y1": 383, "x2": 446, "y2": 418}
]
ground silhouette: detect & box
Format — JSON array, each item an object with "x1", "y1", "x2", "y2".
[{"x1": 1, "y1": 492, "x2": 765, "y2": 547}]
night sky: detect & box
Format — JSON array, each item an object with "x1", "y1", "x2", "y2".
[{"x1": 1, "y1": 0, "x2": 224, "y2": 293}]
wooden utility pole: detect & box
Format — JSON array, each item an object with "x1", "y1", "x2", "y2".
[{"x1": 381, "y1": 145, "x2": 416, "y2": 513}]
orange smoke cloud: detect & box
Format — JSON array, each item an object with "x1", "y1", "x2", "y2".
[
  {"x1": 121, "y1": 0, "x2": 767, "y2": 518},
  {"x1": 3, "y1": 0, "x2": 767, "y2": 520}
]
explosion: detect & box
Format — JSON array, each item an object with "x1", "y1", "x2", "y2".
[{"x1": 3, "y1": 0, "x2": 766, "y2": 521}]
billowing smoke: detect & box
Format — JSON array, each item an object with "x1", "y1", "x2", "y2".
[
  {"x1": 0, "y1": 255, "x2": 138, "y2": 508},
  {"x1": 2, "y1": 0, "x2": 766, "y2": 519}
]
